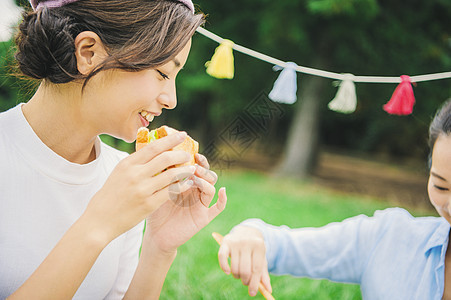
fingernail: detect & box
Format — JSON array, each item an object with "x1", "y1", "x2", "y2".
[
  {"x1": 249, "y1": 290, "x2": 257, "y2": 297},
  {"x1": 177, "y1": 132, "x2": 187, "y2": 140},
  {"x1": 185, "y1": 180, "x2": 193, "y2": 186}
]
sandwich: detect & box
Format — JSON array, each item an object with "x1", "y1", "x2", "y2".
[{"x1": 136, "y1": 126, "x2": 199, "y2": 167}]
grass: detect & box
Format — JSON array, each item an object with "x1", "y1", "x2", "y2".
[{"x1": 160, "y1": 169, "x2": 433, "y2": 299}]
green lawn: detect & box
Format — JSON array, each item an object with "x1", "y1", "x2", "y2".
[{"x1": 160, "y1": 170, "x2": 434, "y2": 299}]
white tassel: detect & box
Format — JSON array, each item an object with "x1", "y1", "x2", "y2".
[
  {"x1": 328, "y1": 74, "x2": 357, "y2": 114},
  {"x1": 268, "y1": 62, "x2": 298, "y2": 104}
]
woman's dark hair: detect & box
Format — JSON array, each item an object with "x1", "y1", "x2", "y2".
[{"x1": 14, "y1": 0, "x2": 204, "y2": 84}]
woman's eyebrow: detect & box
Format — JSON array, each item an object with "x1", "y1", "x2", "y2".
[
  {"x1": 172, "y1": 58, "x2": 181, "y2": 68},
  {"x1": 431, "y1": 171, "x2": 448, "y2": 182}
]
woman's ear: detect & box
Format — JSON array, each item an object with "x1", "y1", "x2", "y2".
[{"x1": 74, "y1": 31, "x2": 108, "y2": 75}]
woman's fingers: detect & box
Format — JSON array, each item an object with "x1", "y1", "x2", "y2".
[
  {"x1": 130, "y1": 132, "x2": 187, "y2": 164},
  {"x1": 207, "y1": 187, "x2": 227, "y2": 221},
  {"x1": 142, "y1": 150, "x2": 191, "y2": 176},
  {"x1": 192, "y1": 176, "x2": 216, "y2": 207},
  {"x1": 195, "y1": 153, "x2": 210, "y2": 169},
  {"x1": 194, "y1": 164, "x2": 218, "y2": 185},
  {"x1": 149, "y1": 165, "x2": 196, "y2": 192},
  {"x1": 146, "y1": 179, "x2": 194, "y2": 212}
]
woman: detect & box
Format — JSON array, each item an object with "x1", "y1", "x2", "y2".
[
  {"x1": 0, "y1": 0, "x2": 227, "y2": 299},
  {"x1": 219, "y1": 100, "x2": 451, "y2": 299}
]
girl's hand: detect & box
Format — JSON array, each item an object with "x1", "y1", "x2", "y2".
[
  {"x1": 81, "y1": 132, "x2": 196, "y2": 243},
  {"x1": 145, "y1": 153, "x2": 227, "y2": 253},
  {"x1": 218, "y1": 226, "x2": 272, "y2": 297}
]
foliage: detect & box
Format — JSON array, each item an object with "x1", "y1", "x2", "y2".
[
  {"x1": 1, "y1": 0, "x2": 450, "y2": 161},
  {"x1": 307, "y1": 0, "x2": 380, "y2": 18},
  {"x1": 187, "y1": 0, "x2": 451, "y2": 160},
  {"x1": 0, "y1": 40, "x2": 36, "y2": 112}
]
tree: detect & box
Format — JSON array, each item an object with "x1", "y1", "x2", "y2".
[
  {"x1": 271, "y1": 0, "x2": 451, "y2": 177},
  {"x1": 1, "y1": 0, "x2": 449, "y2": 165}
]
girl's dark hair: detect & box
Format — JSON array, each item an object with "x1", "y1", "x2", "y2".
[
  {"x1": 14, "y1": 0, "x2": 204, "y2": 84},
  {"x1": 429, "y1": 99, "x2": 451, "y2": 150},
  {"x1": 428, "y1": 99, "x2": 451, "y2": 168}
]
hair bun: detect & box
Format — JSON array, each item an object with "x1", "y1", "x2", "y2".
[{"x1": 15, "y1": 8, "x2": 79, "y2": 83}]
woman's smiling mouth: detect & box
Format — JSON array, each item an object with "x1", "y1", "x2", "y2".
[{"x1": 139, "y1": 110, "x2": 155, "y2": 127}]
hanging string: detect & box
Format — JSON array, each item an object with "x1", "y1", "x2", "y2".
[{"x1": 196, "y1": 27, "x2": 451, "y2": 84}]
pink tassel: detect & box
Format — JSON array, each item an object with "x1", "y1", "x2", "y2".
[{"x1": 383, "y1": 75, "x2": 416, "y2": 115}]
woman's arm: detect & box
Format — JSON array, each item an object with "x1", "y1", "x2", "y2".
[
  {"x1": 124, "y1": 153, "x2": 227, "y2": 299},
  {"x1": 8, "y1": 133, "x2": 196, "y2": 299},
  {"x1": 123, "y1": 236, "x2": 177, "y2": 300},
  {"x1": 8, "y1": 215, "x2": 111, "y2": 299}
]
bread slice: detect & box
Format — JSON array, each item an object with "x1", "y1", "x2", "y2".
[{"x1": 135, "y1": 126, "x2": 199, "y2": 167}]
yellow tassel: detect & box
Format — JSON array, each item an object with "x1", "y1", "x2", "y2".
[{"x1": 205, "y1": 39, "x2": 235, "y2": 79}]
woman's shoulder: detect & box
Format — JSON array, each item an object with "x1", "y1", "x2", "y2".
[
  {"x1": 0, "y1": 104, "x2": 23, "y2": 142},
  {"x1": 99, "y1": 141, "x2": 129, "y2": 164},
  {"x1": 0, "y1": 104, "x2": 22, "y2": 125}
]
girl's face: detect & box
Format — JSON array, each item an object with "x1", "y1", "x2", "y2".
[
  {"x1": 428, "y1": 134, "x2": 451, "y2": 223},
  {"x1": 82, "y1": 39, "x2": 192, "y2": 143}
]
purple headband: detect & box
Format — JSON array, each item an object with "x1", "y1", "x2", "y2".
[{"x1": 29, "y1": 0, "x2": 195, "y2": 13}]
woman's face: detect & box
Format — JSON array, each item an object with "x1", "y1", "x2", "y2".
[
  {"x1": 428, "y1": 134, "x2": 451, "y2": 223},
  {"x1": 82, "y1": 39, "x2": 192, "y2": 143}
]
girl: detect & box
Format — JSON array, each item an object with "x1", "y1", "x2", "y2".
[
  {"x1": 0, "y1": 0, "x2": 227, "y2": 299},
  {"x1": 218, "y1": 100, "x2": 451, "y2": 299}
]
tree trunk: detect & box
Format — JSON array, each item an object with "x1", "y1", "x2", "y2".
[{"x1": 274, "y1": 73, "x2": 329, "y2": 178}]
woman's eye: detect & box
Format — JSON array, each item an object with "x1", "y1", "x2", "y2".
[
  {"x1": 157, "y1": 70, "x2": 169, "y2": 80},
  {"x1": 434, "y1": 185, "x2": 449, "y2": 191}
]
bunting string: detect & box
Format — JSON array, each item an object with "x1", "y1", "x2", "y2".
[
  {"x1": 196, "y1": 27, "x2": 451, "y2": 115},
  {"x1": 196, "y1": 27, "x2": 451, "y2": 83}
]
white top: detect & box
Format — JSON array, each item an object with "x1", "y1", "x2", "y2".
[{"x1": 0, "y1": 104, "x2": 144, "y2": 300}]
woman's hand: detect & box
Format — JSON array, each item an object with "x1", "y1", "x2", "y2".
[
  {"x1": 218, "y1": 226, "x2": 272, "y2": 297},
  {"x1": 82, "y1": 132, "x2": 196, "y2": 243},
  {"x1": 144, "y1": 153, "x2": 227, "y2": 253}
]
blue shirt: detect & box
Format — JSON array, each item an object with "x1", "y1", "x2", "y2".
[{"x1": 240, "y1": 208, "x2": 450, "y2": 300}]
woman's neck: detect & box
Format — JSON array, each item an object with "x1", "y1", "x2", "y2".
[{"x1": 22, "y1": 82, "x2": 98, "y2": 164}]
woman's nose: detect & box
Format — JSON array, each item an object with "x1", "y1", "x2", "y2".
[{"x1": 158, "y1": 81, "x2": 177, "y2": 110}]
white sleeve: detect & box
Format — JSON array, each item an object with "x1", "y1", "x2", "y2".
[{"x1": 104, "y1": 221, "x2": 145, "y2": 300}]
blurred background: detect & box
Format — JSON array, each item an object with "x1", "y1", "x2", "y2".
[{"x1": 1, "y1": 0, "x2": 450, "y2": 298}]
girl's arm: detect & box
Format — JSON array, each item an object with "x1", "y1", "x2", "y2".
[{"x1": 219, "y1": 210, "x2": 398, "y2": 296}]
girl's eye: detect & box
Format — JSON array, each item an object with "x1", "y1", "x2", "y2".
[
  {"x1": 157, "y1": 70, "x2": 169, "y2": 80},
  {"x1": 434, "y1": 185, "x2": 449, "y2": 191}
]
